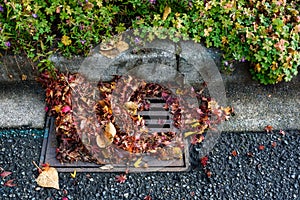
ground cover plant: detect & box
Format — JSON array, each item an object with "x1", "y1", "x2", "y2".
[
  {"x1": 38, "y1": 70, "x2": 232, "y2": 166},
  {"x1": 0, "y1": 0, "x2": 299, "y2": 84}
]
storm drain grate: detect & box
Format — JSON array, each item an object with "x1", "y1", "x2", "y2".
[{"x1": 40, "y1": 98, "x2": 189, "y2": 172}]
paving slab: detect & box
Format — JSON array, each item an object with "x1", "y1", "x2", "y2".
[{"x1": 0, "y1": 81, "x2": 45, "y2": 128}]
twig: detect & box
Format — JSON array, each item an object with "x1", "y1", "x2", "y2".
[{"x1": 32, "y1": 161, "x2": 42, "y2": 172}]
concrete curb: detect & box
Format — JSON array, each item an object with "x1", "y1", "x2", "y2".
[{"x1": 0, "y1": 41, "x2": 299, "y2": 131}]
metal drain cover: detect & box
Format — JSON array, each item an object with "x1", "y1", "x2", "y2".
[{"x1": 40, "y1": 98, "x2": 190, "y2": 172}]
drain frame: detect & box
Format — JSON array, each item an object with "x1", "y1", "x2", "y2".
[{"x1": 40, "y1": 100, "x2": 190, "y2": 172}]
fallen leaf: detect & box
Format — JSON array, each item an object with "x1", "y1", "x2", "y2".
[
  {"x1": 206, "y1": 170, "x2": 212, "y2": 178},
  {"x1": 134, "y1": 157, "x2": 143, "y2": 168},
  {"x1": 271, "y1": 141, "x2": 277, "y2": 148},
  {"x1": 96, "y1": 122, "x2": 116, "y2": 148},
  {"x1": 36, "y1": 167, "x2": 59, "y2": 190},
  {"x1": 0, "y1": 171, "x2": 12, "y2": 178},
  {"x1": 162, "y1": 6, "x2": 171, "y2": 20},
  {"x1": 96, "y1": 135, "x2": 106, "y2": 148},
  {"x1": 124, "y1": 101, "x2": 138, "y2": 115},
  {"x1": 116, "y1": 40, "x2": 129, "y2": 52},
  {"x1": 200, "y1": 156, "x2": 209, "y2": 168},
  {"x1": 100, "y1": 164, "x2": 114, "y2": 170},
  {"x1": 144, "y1": 195, "x2": 152, "y2": 200},
  {"x1": 41, "y1": 163, "x2": 51, "y2": 171},
  {"x1": 99, "y1": 36, "x2": 129, "y2": 58},
  {"x1": 279, "y1": 130, "x2": 286, "y2": 135},
  {"x1": 4, "y1": 179, "x2": 16, "y2": 187},
  {"x1": 115, "y1": 174, "x2": 127, "y2": 183},
  {"x1": 247, "y1": 152, "x2": 254, "y2": 157},
  {"x1": 61, "y1": 105, "x2": 71, "y2": 113},
  {"x1": 264, "y1": 125, "x2": 273, "y2": 133},
  {"x1": 172, "y1": 147, "x2": 183, "y2": 159},
  {"x1": 21, "y1": 74, "x2": 27, "y2": 81},
  {"x1": 184, "y1": 131, "x2": 197, "y2": 138},
  {"x1": 258, "y1": 145, "x2": 265, "y2": 151},
  {"x1": 70, "y1": 170, "x2": 76, "y2": 179},
  {"x1": 231, "y1": 150, "x2": 238, "y2": 157},
  {"x1": 105, "y1": 122, "x2": 116, "y2": 139}
]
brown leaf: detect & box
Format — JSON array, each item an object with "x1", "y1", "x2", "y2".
[
  {"x1": 36, "y1": 167, "x2": 59, "y2": 190},
  {"x1": 96, "y1": 122, "x2": 116, "y2": 148},
  {"x1": 4, "y1": 179, "x2": 16, "y2": 187},
  {"x1": 116, "y1": 40, "x2": 129, "y2": 52},
  {"x1": 0, "y1": 171, "x2": 12, "y2": 178},
  {"x1": 99, "y1": 36, "x2": 128, "y2": 59}
]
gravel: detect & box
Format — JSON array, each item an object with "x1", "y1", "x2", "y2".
[{"x1": 0, "y1": 128, "x2": 299, "y2": 200}]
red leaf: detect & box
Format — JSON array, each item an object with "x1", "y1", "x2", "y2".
[
  {"x1": 271, "y1": 141, "x2": 277, "y2": 148},
  {"x1": 247, "y1": 152, "x2": 254, "y2": 157},
  {"x1": 115, "y1": 174, "x2": 127, "y2": 183},
  {"x1": 258, "y1": 145, "x2": 265, "y2": 151},
  {"x1": 264, "y1": 125, "x2": 273, "y2": 133},
  {"x1": 206, "y1": 170, "x2": 212, "y2": 178},
  {"x1": 279, "y1": 130, "x2": 286, "y2": 135},
  {"x1": 0, "y1": 171, "x2": 12, "y2": 178},
  {"x1": 200, "y1": 156, "x2": 209, "y2": 168},
  {"x1": 231, "y1": 150, "x2": 238, "y2": 157},
  {"x1": 61, "y1": 105, "x2": 71, "y2": 113},
  {"x1": 144, "y1": 195, "x2": 152, "y2": 200},
  {"x1": 4, "y1": 179, "x2": 16, "y2": 187}
]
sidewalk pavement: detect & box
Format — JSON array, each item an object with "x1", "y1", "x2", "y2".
[{"x1": 0, "y1": 59, "x2": 299, "y2": 131}]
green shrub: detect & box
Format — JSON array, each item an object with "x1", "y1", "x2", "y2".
[
  {"x1": 0, "y1": 0, "x2": 299, "y2": 84},
  {"x1": 130, "y1": 0, "x2": 300, "y2": 84}
]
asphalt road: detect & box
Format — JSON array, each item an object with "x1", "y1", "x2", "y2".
[{"x1": 0, "y1": 128, "x2": 299, "y2": 200}]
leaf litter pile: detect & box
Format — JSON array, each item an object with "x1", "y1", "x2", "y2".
[{"x1": 38, "y1": 70, "x2": 232, "y2": 166}]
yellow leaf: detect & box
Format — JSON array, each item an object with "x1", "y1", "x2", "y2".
[
  {"x1": 96, "y1": 135, "x2": 106, "y2": 148},
  {"x1": 36, "y1": 167, "x2": 59, "y2": 190},
  {"x1": 172, "y1": 147, "x2": 182, "y2": 159},
  {"x1": 134, "y1": 157, "x2": 142, "y2": 168},
  {"x1": 184, "y1": 131, "x2": 197, "y2": 138},
  {"x1": 21, "y1": 74, "x2": 27, "y2": 81},
  {"x1": 191, "y1": 122, "x2": 200, "y2": 128},
  {"x1": 162, "y1": 6, "x2": 171, "y2": 20},
  {"x1": 70, "y1": 170, "x2": 76, "y2": 179},
  {"x1": 53, "y1": 105, "x2": 62, "y2": 113},
  {"x1": 176, "y1": 88, "x2": 184, "y2": 95},
  {"x1": 105, "y1": 122, "x2": 116, "y2": 139},
  {"x1": 61, "y1": 35, "x2": 72, "y2": 46},
  {"x1": 124, "y1": 101, "x2": 138, "y2": 115}
]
